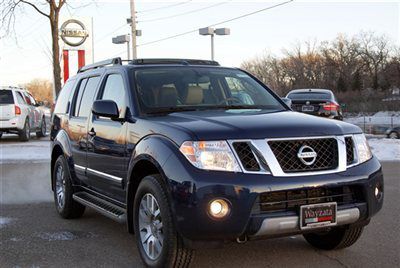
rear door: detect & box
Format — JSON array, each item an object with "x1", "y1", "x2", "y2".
[
  {"x1": 68, "y1": 76, "x2": 101, "y2": 182},
  {"x1": 86, "y1": 72, "x2": 129, "y2": 201},
  {"x1": 0, "y1": 90, "x2": 15, "y2": 120}
]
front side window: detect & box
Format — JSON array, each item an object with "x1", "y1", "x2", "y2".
[
  {"x1": 100, "y1": 74, "x2": 126, "y2": 116},
  {"x1": 134, "y1": 67, "x2": 285, "y2": 114}
]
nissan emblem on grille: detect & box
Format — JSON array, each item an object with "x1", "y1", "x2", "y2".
[{"x1": 297, "y1": 145, "x2": 317, "y2": 166}]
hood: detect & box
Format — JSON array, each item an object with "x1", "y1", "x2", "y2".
[{"x1": 146, "y1": 110, "x2": 361, "y2": 142}]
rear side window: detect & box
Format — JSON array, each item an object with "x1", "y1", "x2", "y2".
[
  {"x1": 72, "y1": 79, "x2": 88, "y2": 116},
  {"x1": 15, "y1": 92, "x2": 26, "y2": 104},
  {"x1": 0, "y1": 90, "x2": 14, "y2": 104},
  {"x1": 76, "y1": 76, "x2": 100, "y2": 117},
  {"x1": 54, "y1": 80, "x2": 75, "y2": 114}
]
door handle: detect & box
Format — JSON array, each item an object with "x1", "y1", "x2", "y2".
[{"x1": 88, "y1": 129, "x2": 96, "y2": 136}]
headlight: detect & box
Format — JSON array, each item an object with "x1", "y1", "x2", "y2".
[
  {"x1": 353, "y1": 134, "x2": 372, "y2": 163},
  {"x1": 179, "y1": 141, "x2": 241, "y2": 172}
]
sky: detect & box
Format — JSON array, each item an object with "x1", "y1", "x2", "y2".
[{"x1": 0, "y1": 0, "x2": 399, "y2": 85}]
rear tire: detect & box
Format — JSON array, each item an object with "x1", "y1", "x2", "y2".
[
  {"x1": 303, "y1": 226, "x2": 364, "y2": 250},
  {"x1": 0, "y1": 132, "x2": 2, "y2": 139},
  {"x1": 389, "y1": 131, "x2": 399, "y2": 139},
  {"x1": 36, "y1": 117, "x2": 46, "y2": 137},
  {"x1": 134, "y1": 174, "x2": 194, "y2": 268},
  {"x1": 53, "y1": 155, "x2": 85, "y2": 219},
  {"x1": 19, "y1": 119, "x2": 30, "y2": 142}
]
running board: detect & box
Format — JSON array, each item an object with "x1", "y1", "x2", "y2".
[{"x1": 73, "y1": 192, "x2": 126, "y2": 223}]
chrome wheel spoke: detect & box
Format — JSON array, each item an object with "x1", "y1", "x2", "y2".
[{"x1": 138, "y1": 193, "x2": 164, "y2": 260}]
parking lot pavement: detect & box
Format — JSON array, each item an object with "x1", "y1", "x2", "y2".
[{"x1": 0, "y1": 162, "x2": 399, "y2": 268}]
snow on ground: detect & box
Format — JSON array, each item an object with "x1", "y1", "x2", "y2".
[
  {"x1": 0, "y1": 139, "x2": 50, "y2": 164},
  {"x1": 368, "y1": 138, "x2": 400, "y2": 161},
  {"x1": 345, "y1": 111, "x2": 400, "y2": 125},
  {"x1": 0, "y1": 217, "x2": 13, "y2": 229}
]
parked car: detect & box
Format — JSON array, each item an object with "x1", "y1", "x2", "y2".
[
  {"x1": 286, "y1": 89, "x2": 343, "y2": 120},
  {"x1": 50, "y1": 58, "x2": 383, "y2": 267},
  {"x1": 0, "y1": 86, "x2": 46, "y2": 141},
  {"x1": 386, "y1": 126, "x2": 400, "y2": 139}
]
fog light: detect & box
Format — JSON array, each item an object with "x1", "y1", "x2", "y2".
[
  {"x1": 375, "y1": 184, "x2": 383, "y2": 200},
  {"x1": 209, "y1": 199, "x2": 230, "y2": 219}
]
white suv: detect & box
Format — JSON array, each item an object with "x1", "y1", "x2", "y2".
[{"x1": 0, "y1": 86, "x2": 46, "y2": 141}]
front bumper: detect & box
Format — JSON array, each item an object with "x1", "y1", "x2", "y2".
[{"x1": 162, "y1": 153, "x2": 383, "y2": 242}]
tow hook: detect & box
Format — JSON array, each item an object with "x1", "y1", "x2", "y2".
[{"x1": 236, "y1": 235, "x2": 248, "y2": 244}]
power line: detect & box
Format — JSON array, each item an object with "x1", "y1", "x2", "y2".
[
  {"x1": 138, "y1": 0, "x2": 294, "y2": 47},
  {"x1": 137, "y1": 0, "x2": 193, "y2": 14},
  {"x1": 138, "y1": 2, "x2": 230, "y2": 23}
]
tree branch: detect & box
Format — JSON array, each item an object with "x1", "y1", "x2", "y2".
[{"x1": 20, "y1": 0, "x2": 50, "y2": 18}]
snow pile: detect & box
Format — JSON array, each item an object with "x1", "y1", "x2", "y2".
[
  {"x1": 0, "y1": 140, "x2": 50, "y2": 164},
  {"x1": 345, "y1": 111, "x2": 400, "y2": 125},
  {"x1": 0, "y1": 217, "x2": 12, "y2": 229},
  {"x1": 369, "y1": 138, "x2": 400, "y2": 161}
]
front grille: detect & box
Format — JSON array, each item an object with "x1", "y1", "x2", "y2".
[
  {"x1": 256, "y1": 186, "x2": 363, "y2": 214},
  {"x1": 268, "y1": 138, "x2": 338, "y2": 173},
  {"x1": 232, "y1": 142, "x2": 260, "y2": 171},
  {"x1": 345, "y1": 137, "x2": 355, "y2": 165}
]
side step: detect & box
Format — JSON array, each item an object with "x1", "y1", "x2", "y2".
[{"x1": 73, "y1": 192, "x2": 126, "y2": 223}]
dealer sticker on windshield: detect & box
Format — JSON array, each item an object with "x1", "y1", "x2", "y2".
[{"x1": 300, "y1": 202, "x2": 337, "y2": 230}]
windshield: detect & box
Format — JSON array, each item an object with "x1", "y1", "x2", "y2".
[
  {"x1": 0, "y1": 90, "x2": 14, "y2": 104},
  {"x1": 287, "y1": 92, "x2": 332, "y2": 101},
  {"x1": 134, "y1": 67, "x2": 285, "y2": 114}
]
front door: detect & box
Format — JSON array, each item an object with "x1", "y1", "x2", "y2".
[{"x1": 86, "y1": 73, "x2": 129, "y2": 202}]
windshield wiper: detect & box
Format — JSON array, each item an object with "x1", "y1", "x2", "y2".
[{"x1": 145, "y1": 107, "x2": 198, "y2": 115}]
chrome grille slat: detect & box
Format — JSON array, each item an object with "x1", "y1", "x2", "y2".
[{"x1": 268, "y1": 138, "x2": 338, "y2": 173}]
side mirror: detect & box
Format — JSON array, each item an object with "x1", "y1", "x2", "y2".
[
  {"x1": 92, "y1": 100, "x2": 119, "y2": 120},
  {"x1": 281, "y1": 97, "x2": 292, "y2": 108}
]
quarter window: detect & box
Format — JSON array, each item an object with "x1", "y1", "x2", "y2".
[
  {"x1": 54, "y1": 80, "x2": 75, "y2": 114},
  {"x1": 15, "y1": 92, "x2": 26, "y2": 104}
]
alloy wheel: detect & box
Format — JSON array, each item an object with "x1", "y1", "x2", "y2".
[
  {"x1": 138, "y1": 193, "x2": 164, "y2": 260},
  {"x1": 55, "y1": 164, "x2": 66, "y2": 209}
]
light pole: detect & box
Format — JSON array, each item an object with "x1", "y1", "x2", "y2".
[
  {"x1": 199, "y1": 27, "x2": 230, "y2": 61},
  {"x1": 112, "y1": 34, "x2": 131, "y2": 60}
]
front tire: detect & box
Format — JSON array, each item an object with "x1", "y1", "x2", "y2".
[
  {"x1": 53, "y1": 155, "x2": 85, "y2": 219},
  {"x1": 134, "y1": 175, "x2": 194, "y2": 268},
  {"x1": 303, "y1": 226, "x2": 364, "y2": 250}
]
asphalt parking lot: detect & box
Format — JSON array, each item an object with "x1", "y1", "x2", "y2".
[{"x1": 0, "y1": 136, "x2": 399, "y2": 267}]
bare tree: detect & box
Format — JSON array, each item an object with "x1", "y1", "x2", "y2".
[{"x1": 1, "y1": 0, "x2": 66, "y2": 97}]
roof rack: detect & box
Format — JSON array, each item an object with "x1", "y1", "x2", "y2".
[
  {"x1": 130, "y1": 58, "x2": 220, "y2": 66},
  {"x1": 78, "y1": 57, "x2": 122, "y2": 73}
]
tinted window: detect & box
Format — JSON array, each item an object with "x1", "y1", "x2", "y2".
[
  {"x1": 73, "y1": 79, "x2": 88, "y2": 116},
  {"x1": 23, "y1": 92, "x2": 32, "y2": 105},
  {"x1": 101, "y1": 74, "x2": 126, "y2": 115},
  {"x1": 16, "y1": 92, "x2": 26, "y2": 104},
  {"x1": 77, "y1": 76, "x2": 100, "y2": 117},
  {"x1": 54, "y1": 80, "x2": 75, "y2": 114},
  {"x1": 287, "y1": 92, "x2": 332, "y2": 100},
  {"x1": 0, "y1": 90, "x2": 14, "y2": 104},
  {"x1": 134, "y1": 67, "x2": 284, "y2": 114}
]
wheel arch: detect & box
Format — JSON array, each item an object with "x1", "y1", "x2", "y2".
[
  {"x1": 50, "y1": 130, "x2": 73, "y2": 190},
  {"x1": 126, "y1": 135, "x2": 177, "y2": 233}
]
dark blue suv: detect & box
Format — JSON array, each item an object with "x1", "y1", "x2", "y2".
[{"x1": 50, "y1": 58, "x2": 383, "y2": 267}]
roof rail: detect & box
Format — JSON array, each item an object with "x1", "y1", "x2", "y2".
[
  {"x1": 78, "y1": 57, "x2": 122, "y2": 73},
  {"x1": 130, "y1": 58, "x2": 220, "y2": 66}
]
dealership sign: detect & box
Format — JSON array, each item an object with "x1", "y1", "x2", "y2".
[
  {"x1": 60, "y1": 19, "x2": 89, "y2": 47},
  {"x1": 59, "y1": 17, "x2": 93, "y2": 83}
]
